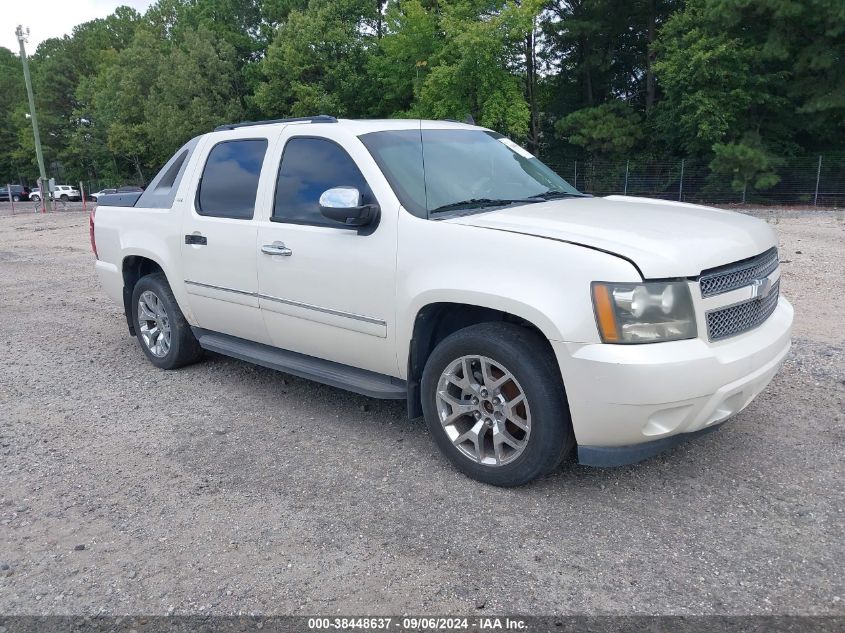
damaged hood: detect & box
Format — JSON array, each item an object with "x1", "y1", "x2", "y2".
[{"x1": 446, "y1": 195, "x2": 778, "y2": 278}]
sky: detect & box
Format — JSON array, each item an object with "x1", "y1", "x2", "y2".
[{"x1": 1, "y1": 0, "x2": 153, "y2": 53}]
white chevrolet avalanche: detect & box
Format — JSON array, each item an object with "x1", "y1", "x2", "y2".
[{"x1": 91, "y1": 116, "x2": 793, "y2": 486}]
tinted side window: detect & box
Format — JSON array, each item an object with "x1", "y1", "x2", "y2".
[
  {"x1": 273, "y1": 137, "x2": 370, "y2": 226},
  {"x1": 197, "y1": 139, "x2": 268, "y2": 219}
]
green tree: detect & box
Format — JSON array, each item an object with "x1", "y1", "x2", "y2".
[
  {"x1": 706, "y1": 0, "x2": 845, "y2": 143},
  {"x1": 370, "y1": 0, "x2": 439, "y2": 116},
  {"x1": 254, "y1": 0, "x2": 380, "y2": 118},
  {"x1": 1, "y1": 0, "x2": 842, "y2": 189},
  {"x1": 412, "y1": 0, "x2": 536, "y2": 139},
  {"x1": 0, "y1": 48, "x2": 29, "y2": 184},
  {"x1": 709, "y1": 138, "x2": 781, "y2": 202},
  {"x1": 537, "y1": 0, "x2": 678, "y2": 162},
  {"x1": 20, "y1": 8, "x2": 142, "y2": 184},
  {"x1": 146, "y1": 0, "x2": 264, "y2": 116},
  {"x1": 144, "y1": 27, "x2": 244, "y2": 166},
  {"x1": 653, "y1": 0, "x2": 844, "y2": 159},
  {"x1": 555, "y1": 100, "x2": 643, "y2": 157},
  {"x1": 83, "y1": 29, "x2": 167, "y2": 183},
  {"x1": 653, "y1": 1, "x2": 787, "y2": 156}
]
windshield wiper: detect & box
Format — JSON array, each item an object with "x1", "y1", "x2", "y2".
[
  {"x1": 430, "y1": 197, "x2": 541, "y2": 215},
  {"x1": 529, "y1": 190, "x2": 586, "y2": 200}
]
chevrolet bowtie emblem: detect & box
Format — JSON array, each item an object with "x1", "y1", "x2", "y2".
[{"x1": 750, "y1": 277, "x2": 772, "y2": 299}]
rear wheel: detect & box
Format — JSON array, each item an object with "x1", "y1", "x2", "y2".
[
  {"x1": 31, "y1": 194, "x2": 40, "y2": 202},
  {"x1": 12, "y1": 195, "x2": 20, "y2": 202},
  {"x1": 131, "y1": 273, "x2": 203, "y2": 370},
  {"x1": 60, "y1": 194, "x2": 69, "y2": 201},
  {"x1": 421, "y1": 322, "x2": 574, "y2": 486}
]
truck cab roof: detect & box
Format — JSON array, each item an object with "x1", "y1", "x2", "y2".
[{"x1": 211, "y1": 116, "x2": 480, "y2": 136}]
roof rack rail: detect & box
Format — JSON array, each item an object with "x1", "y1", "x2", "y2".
[{"x1": 214, "y1": 115, "x2": 337, "y2": 131}]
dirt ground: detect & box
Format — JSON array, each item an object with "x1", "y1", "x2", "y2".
[{"x1": 0, "y1": 204, "x2": 842, "y2": 616}]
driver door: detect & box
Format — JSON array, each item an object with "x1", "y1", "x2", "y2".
[{"x1": 255, "y1": 129, "x2": 399, "y2": 376}]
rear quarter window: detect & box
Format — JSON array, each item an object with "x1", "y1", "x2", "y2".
[{"x1": 135, "y1": 135, "x2": 200, "y2": 210}]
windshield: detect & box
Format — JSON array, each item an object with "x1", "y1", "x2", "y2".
[{"x1": 359, "y1": 128, "x2": 584, "y2": 218}]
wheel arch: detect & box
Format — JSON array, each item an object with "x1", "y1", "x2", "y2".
[
  {"x1": 405, "y1": 301, "x2": 560, "y2": 419},
  {"x1": 121, "y1": 255, "x2": 168, "y2": 335}
]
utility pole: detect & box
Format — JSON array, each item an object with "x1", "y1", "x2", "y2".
[
  {"x1": 16, "y1": 25, "x2": 48, "y2": 211},
  {"x1": 624, "y1": 160, "x2": 629, "y2": 195},
  {"x1": 678, "y1": 159, "x2": 685, "y2": 202}
]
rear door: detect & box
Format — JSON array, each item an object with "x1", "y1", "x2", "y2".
[{"x1": 180, "y1": 131, "x2": 278, "y2": 344}]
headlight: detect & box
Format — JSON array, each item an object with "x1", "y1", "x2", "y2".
[{"x1": 591, "y1": 281, "x2": 697, "y2": 343}]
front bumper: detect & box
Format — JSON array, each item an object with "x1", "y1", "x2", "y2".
[{"x1": 553, "y1": 297, "x2": 793, "y2": 466}]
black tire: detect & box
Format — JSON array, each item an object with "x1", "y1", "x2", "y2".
[
  {"x1": 60, "y1": 194, "x2": 69, "y2": 201},
  {"x1": 31, "y1": 194, "x2": 40, "y2": 202},
  {"x1": 421, "y1": 322, "x2": 574, "y2": 487},
  {"x1": 131, "y1": 273, "x2": 203, "y2": 370},
  {"x1": 12, "y1": 195, "x2": 20, "y2": 202}
]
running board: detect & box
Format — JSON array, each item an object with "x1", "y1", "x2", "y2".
[{"x1": 193, "y1": 329, "x2": 407, "y2": 400}]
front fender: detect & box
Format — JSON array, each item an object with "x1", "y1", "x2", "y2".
[{"x1": 396, "y1": 213, "x2": 641, "y2": 376}]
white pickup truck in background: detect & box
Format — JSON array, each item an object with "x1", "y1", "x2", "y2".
[{"x1": 91, "y1": 116, "x2": 793, "y2": 486}]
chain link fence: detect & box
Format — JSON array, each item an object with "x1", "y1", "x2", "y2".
[
  {"x1": 543, "y1": 154, "x2": 845, "y2": 206},
  {"x1": 3, "y1": 178, "x2": 123, "y2": 199},
  {"x1": 7, "y1": 154, "x2": 845, "y2": 209}
]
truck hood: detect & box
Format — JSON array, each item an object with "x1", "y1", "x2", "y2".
[{"x1": 446, "y1": 195, "x2": 778, "y2": 278}]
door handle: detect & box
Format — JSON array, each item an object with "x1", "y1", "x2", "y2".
[
  {"x1": 185, "y1": 234, "x2": 207, "y2": 245},
  {"x1": 261, "y1": 243, "x2": 292, "y2": 256}
]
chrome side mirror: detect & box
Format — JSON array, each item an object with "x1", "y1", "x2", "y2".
[
  {"x1": 318, "y1": 187, "x2": 378, "y2": 227},
  {"x1": 319, "y1": 186, "x2": 362, "y2": 209}
]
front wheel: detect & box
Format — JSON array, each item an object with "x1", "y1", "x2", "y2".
[
  {"x1": 31, "y1": 194, "x2": 40, "y2": 202},
  {"x1": 421, "y1": 322, "x2": 574, "y2": 486},
  {"x1": 12, "y1": 195, "x2": 20, "y2": 202},
  {"x1": 60, "y1": 194, "x2": 69, "y2": 201},
  {"x1": 131, "y1": 273, "x2": 203, "y2": 370}
]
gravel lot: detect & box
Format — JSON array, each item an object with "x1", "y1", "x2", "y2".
[{"x1": 0, "y1": 204, "x2": 843, "y2": 616}]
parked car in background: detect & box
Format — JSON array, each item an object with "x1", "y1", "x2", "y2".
[
  {"x1": 0, "y1": 184, "x2": 30, "y2": 202},
  {"x1": 86, "y1": 186, "x2": 143, "y2": 202},
  {"x1": 30, "y1": 185, "x2": 82, "y2": 202},
  {"x1": 53, "y1": 185, "x2": 82, "y2": 201},
  {"x1": 91, "y1": 188, "x2": 117, "y2": 201}
]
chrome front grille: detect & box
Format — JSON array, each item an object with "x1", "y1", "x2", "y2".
[
  {"x1": 706, "y1": 280, "x2": 780, "y2": 341},
  {"x1": 699, "y1": 247, "x2": 779, "y2": 298}
]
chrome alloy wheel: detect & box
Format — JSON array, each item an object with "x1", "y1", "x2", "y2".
[
  {"x1": 435, "y1": 355, "x2": 531, "y2": 466},
  {"x1": 137, "y1": 290, "x2": 172, "y2": 358}
]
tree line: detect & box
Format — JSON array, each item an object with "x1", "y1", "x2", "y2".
[{"x1": 0, "y1": 0, "x2": 842, "y2": 195}]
